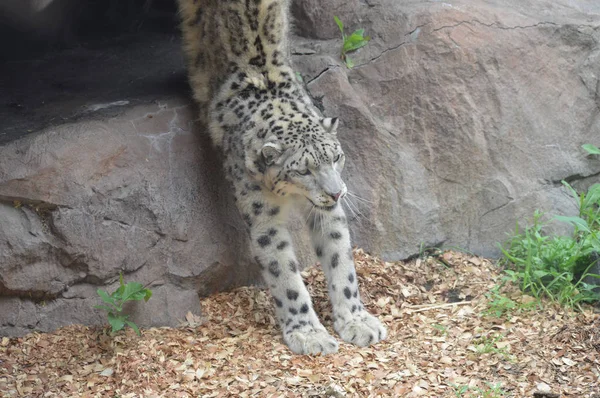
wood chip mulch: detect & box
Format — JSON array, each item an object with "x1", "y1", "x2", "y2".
[{"x1": 1, "y1": 249, "x2": 599, "y2": 397}]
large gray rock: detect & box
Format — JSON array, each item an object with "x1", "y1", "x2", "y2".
[
  {"x1": 292, "y1": 0, "x2": 600, "y2": 258},
  {"x1": 1, "y1": 0, "x2": 600, "y2": 335}
]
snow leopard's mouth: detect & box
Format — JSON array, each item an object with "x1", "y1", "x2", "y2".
[{"x1": 310, "y1": 201, "x2": 338, "y2": 211}]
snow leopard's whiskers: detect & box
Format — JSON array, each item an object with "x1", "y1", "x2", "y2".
[
  {"x1": 346, "y1": 191, "x2": 373, "y2": 205},
  {"x1": 342, "y1": 196, "x2": 361, "y2": 221},
  {"x1": 305, "y1": 203, "x2": 316, "y2": 227}
]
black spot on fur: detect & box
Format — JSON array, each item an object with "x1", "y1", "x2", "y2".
[
  {"x1": 286, "y1": 289, "x2": 299, "y2": 301},
  {"x1": 249, "y1": 36, "x2": 266, "y2": 67},
  {"x1": 316, "y1": 246, "x2": 323, "y2": 257},
  {"x1": 269, "y1": 206, "x2": 280, "y2": 216},
  {"x1": 253, "y1": 202, "x2": 263, "y2": 216},
  {"x1": 353, "y1": 290, "x2": 358, "y2": 298},
  {"x1": 348, "y1": 273, "x2": 354, "y2": 283},
  {"x1": 274, "y1": 297, "x2": 283, "y2": 307},
  {"x1": 268, "y1": 228, "x2": 277, "y2": 237},
  {"x1": 277, "y1": 241, "x2": 289, "y2": 250},
  {"x1": 268, "y1": 260, "x2": 280, "y2": 277},
  {"x1": 351, "y1": 305, "x2": 357, "y2": 313},
  {"x1": 331, "y1": 253, "x2": 339, "y2": 268},
  {"x1": 257, "y1": 235, "x2": 271, "y2": 247},
  {"x1": 344, "y1": 287, "x2": 352, "y2": 299},
  {"x1": 288, "y1": 260, "x2": 297, "y2": 272},
  {"x1": 289, "y1": 307, "x2": 298, "y2": 315},
  {"x1": 333, "y1": 216, "x2": 346, "y2": 223},
  {"x1": 330, "y1": 231, "x2": 342, "y2": 240},
  {"x1": 225, "y1": 9, "x2": 248, "y2": 56},
  {"x1": 300, "y1": 303, "x2": 309, "y2": 314}
]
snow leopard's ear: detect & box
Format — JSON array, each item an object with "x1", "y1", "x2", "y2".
[
  {"x1": 321, "y1": 117, "x2": 339, "y2": 135},
  {"x1": 261, "y1": 142, "x2": 283, "y2": 165}
]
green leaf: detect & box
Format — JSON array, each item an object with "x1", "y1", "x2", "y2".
[
  {"x1": 94, "y1": 305, "x2": 115, "y2": 312},
  {"x1": 108, "y1": 313, "x2": 126, "y2": 334},
  {"x1": 533, "y1": 270, "x2": 550, "y2": 279},
  {"x1": 125, "y1": 320, "x2": 141, "y2": 336},
  {"x1": 561, "y1": 180, "x2": 579, "y2": 203},
  {"x1": 121, "y1": 282, "x2": 148, "y2": 302},
  {"x1": 582, "y1": 144, "x2": 600, "y2": 155},
  {"x1": 344, "y1": 38, "x2": 368, "y2": 52},
  {"x1": 343, "y1": 33, "x2": 370, "y2": 53},
  {"x1": 144, "y1": 289, "x2": 153, "y2": 302},
  {"x1": 334, "y1": 16, "x2": 344, "y2": 36},
  {"x1": 113, "y1": 284, "x2": 125, "y2": 301},
  {"x1": 344, "y1": 55, "x2": 354, "y2": 68},
  {"x1": 97, "y1": 289, "x2": 114, "y2": 305},
  {"x1": 351, "y1": 28, "x2": 365, "y2": 37},
  {"x1": 583, "y1": 184, "x2": 600, "y2": 209},
  {"x1": 554, "y1": 215, "x2": 591, "y2": 233}
]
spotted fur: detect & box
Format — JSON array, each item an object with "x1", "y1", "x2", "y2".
[{"x1": 177, "y1": 0, "x2": 386, "y2": 355}]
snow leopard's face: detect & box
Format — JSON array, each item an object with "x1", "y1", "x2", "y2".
[{"x1": 260, "y1": 117, "x2": 347, "y2": 209}]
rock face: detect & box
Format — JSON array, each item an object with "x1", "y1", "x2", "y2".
[{"x1": 1, "y1": 0, "x2": 600, "y2": 336}]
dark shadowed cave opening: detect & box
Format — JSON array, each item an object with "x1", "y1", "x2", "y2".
[{"x1": 0, "y1": 0, "x2": 188, "y2": 145}]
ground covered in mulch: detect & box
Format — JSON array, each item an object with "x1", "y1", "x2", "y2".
[{"x1": 1, "y1": 250, "x2": 600, "y2": 397}]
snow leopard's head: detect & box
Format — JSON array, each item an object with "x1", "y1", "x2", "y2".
[{"x1": 256, "y1": 116, "x2": 347, "y2": 209}]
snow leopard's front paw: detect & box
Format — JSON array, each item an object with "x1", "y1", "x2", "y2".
[
  {"x1": 283, "y1": 324, "x2": 339, "y2": 355},
  {"x1": 334, "y1": 310, "x2": 387, "y2": 347}
]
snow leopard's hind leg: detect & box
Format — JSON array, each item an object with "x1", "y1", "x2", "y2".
[
  {"x1": 238, "y1": 185, "x2": 339, "y2": 355},
  {"x1": 308, "y1": 205, "x2": 387, "y2": 347}
]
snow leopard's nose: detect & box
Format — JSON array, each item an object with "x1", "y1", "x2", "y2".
[{"x1": 328, "y1": 191, "x2": 343, "y2": 202}]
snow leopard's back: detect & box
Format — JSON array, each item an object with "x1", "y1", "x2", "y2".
[{"x1": 177, "y1": 0, "x2": 291, "y2": 122}]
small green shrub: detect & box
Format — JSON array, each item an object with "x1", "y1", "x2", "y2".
[
  {"x1": 484, "y1": 284, "x2": 538, "y2": 318},
  {"x1": 95, "y1": 273, "x2": 152, "y2": 335},
  {"x1": 472, "y1": 334, "x2": 512, "y2": 360},
  {"x1": 334, "y1": 16, "x2": 370, "y2": 68},
  {"x1": 453, "y1": 383, "x2": 507, "y2": 398},
  {"x1": 432, "y1": 323, "x2": 448, "y2": 335},
  {"x1": 499, "y1": 181, "x2": 600, "y2": 309}
]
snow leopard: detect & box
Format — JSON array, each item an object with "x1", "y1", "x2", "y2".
[{"x1": 176, "y1": 0, "x2": 387, "y2": 355}]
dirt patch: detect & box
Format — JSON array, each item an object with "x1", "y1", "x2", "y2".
[{"x1": 1, "y1": 250, "x2": 599, "y2": 397}]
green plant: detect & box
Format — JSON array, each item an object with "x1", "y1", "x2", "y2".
[
  {"x1": 453, "y1": 384, "x2": 470, "y2": 397},
  {"x1": 334, "y1": 16, "x2": 370, "y2": 68},
  {"x1": 452, "y1": 383, "x2": 507, "y2": 398},
  {"x1": 472, "y1": 334, "x2": 512, "y2": 360},
  {"x1": 499, "y1": 181, "x2": 600, "y2": 309},
  {"x1": 485, "y1": 286, "x2": 517, "y2": 318},
  {"x1": 432, "y1": 323, "x2": 448, "y2": 335},
  {"x1": 484, "y1": 283, "x2": 538, "y2": 318},
  {"x1": 582, "y1": 144, "x2": 600, "y2": 155},
  {"x1": 95, "y1": 273, "x2": 152, "y2": 335}
]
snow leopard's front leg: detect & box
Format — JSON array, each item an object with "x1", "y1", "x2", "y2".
[
  {"x1": 309, "y1": 205, "x2": 387, "y2": 347},
  {"x1": 239, "y1": 192, "x2": 339, "y2": 355}
]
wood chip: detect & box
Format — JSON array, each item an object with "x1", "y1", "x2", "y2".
[{"x1": 1, "y1": 249, "x2": 598, "y2": 397}]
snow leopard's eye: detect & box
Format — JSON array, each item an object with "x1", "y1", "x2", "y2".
[
  {"x1": 297, "y1": 169, "x2": 311, "y2": 176},
  {"x1": 333, "y1": 154, "x2": 341, "y2": 163}
]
